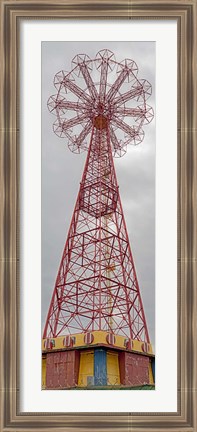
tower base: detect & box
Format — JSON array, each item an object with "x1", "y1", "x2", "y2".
[{"x1": 42, "y1": 333, "x2": 155, "y2": 390}]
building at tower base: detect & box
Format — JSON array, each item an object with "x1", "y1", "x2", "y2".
[{"x1": 42, "y1": 331, "x2": 155, "y2": 389}]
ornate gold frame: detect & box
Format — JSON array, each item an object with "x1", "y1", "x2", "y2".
[{"x1": 0, "y1": 1, "x2": 196, "y2": 430}]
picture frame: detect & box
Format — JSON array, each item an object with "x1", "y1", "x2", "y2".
[{"x1": 0, "y1": 0, "x2": 196, "y2": 430}]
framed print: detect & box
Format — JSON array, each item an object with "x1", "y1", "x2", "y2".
[
  {"x1": 0, "y1": 0, "x2": 196, "y2": 431},
  {"x1": 41, "y1": 40, "x2": 156, "y2": 394}
]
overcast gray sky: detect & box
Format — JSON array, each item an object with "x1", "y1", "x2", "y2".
[{"x1": 42, "y1": 41, "x2": 155, "y2": 347}]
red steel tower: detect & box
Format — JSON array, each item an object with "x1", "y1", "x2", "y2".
[{"x1": 43, "y1": 50, "x2": 154, "y2": 389}]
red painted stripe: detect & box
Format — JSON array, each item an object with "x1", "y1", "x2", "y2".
[
  {"x1": 142, "y1": 342, "x2": 149, "y2": 353},
  {"x1": 84, "y1": 332, "x2": 94, "y2": 344},
  {"x1": 63, "y1": 335, "x2": 73, "y2": 347},
  {"x1": 106, "y1": 333, "x2": 115, "y2": 345}
]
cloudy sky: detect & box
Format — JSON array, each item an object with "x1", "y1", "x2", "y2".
[{"x1": 42, "y1": 41, "x2": 155, "y2": 346}]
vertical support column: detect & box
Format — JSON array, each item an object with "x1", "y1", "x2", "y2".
[{"x1": 94, "y1": 348, "x2": 107, "y2": 386}]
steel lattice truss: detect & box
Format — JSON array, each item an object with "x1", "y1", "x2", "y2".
[{"x1": 44, "y1": 50, "x2": 154, "y2": 342}]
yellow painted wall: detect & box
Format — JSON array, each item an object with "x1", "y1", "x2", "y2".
[
  {"x1": 42, "y1": 331, "x2": 154, "y2": 355},
  {"x1": 42, "y1": 357, "x2": 46, "y2": 388},
  {"x1": 107, "y1": 351, "x2": 120, "y2": 386},
  {"x1": 78, "y1": 351, "x2": 94, "y2": 387},
  {"x1": 149, "y1": 361, "x2": 154, "y2": 384}
]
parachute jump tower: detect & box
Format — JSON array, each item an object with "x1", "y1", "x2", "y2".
[{"x1": 42, "y1": 50, "x2": 155, "y2": 389}]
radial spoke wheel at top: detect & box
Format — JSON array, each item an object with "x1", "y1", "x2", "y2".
[
  {"x1": 44, "y1": 49, "x2": 154, "y2": 344},
  {"x1": 47, "y1": 49, "x2": 154, "y2": 157}
]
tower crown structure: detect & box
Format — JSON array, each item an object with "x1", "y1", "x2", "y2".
[{"x1": 44, "y1": 49, "x2": 154, "y2": 345}]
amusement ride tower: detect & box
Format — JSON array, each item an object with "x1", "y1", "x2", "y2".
[{"x1": 42, "y1": 49, "x2": 155, "y2": 389}]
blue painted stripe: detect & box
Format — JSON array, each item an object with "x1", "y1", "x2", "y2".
[{"x1": 94, "y1": 349, "x2": 107, "y2": 386}]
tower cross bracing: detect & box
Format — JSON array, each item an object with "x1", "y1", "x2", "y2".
[{"x1": 44, "y1": 49, "x2": 154, "y2": 345}]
